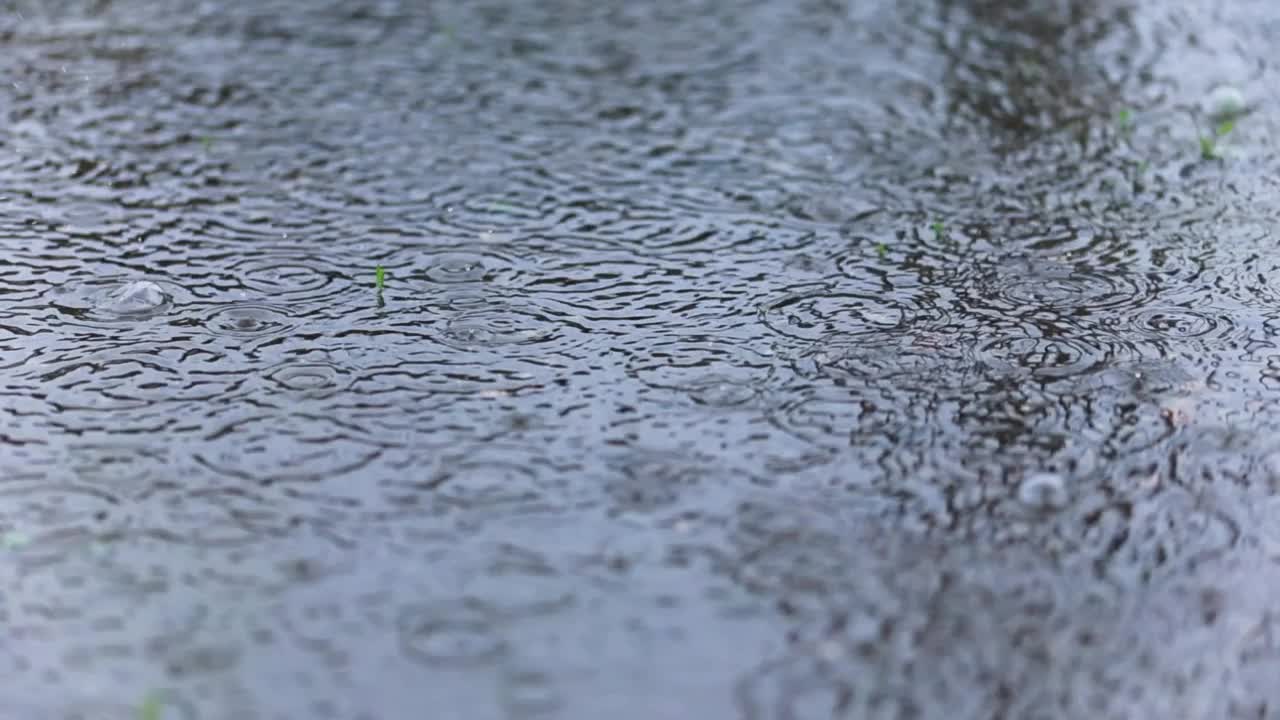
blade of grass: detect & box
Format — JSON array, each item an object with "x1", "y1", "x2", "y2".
[
  {"x1": 1200, "y1": 136, "x2": 1217, "y2": 160},
  {"x1": 1117, "y1": 108, "x2": 1133, "y2": 132},
  {"x1": 139, "y1": 692, "x2": 162, "y2": 720}
]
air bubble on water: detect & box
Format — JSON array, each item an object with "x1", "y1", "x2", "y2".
[
  {"x1": 94, "y1": 280, "x2": 170, "y2": 318},
  {"x1": 1205, "y1": 85, "x2": 1246, "y2": 121},
  {"x1": 1018, "y1": 472, "x2": 1069, "y2": 511}
]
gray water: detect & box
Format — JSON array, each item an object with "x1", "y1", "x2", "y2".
[{"x1": 4, "y1": 0, "x2": 1280, "y2": 718}]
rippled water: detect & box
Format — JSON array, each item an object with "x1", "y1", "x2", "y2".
[{"x1": 4, "y1": 0, "x2": 1280, "y2": 717}]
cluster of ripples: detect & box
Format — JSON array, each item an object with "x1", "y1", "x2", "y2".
[{"x1": 4, "y1": 0, "x2": 1280, "y2": 717}]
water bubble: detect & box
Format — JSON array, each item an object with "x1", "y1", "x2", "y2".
[
  {"x1": 1018, "y1": 473, "x2": 1069, "y2": 511},
  {"x1": 1205, "y1": 84, "x2": 1246, "y2": 121},
  {"x1": 93, "y1": 280, "x2": 172, "y2": 319}
]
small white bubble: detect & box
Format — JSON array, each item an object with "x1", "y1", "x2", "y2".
[
  {"x1": 1018, "y1": 472, "x2": 1069, "y2": 511},
  {"x1": 1205, "y1": 85, "x2": 1246, "y2": 120}
]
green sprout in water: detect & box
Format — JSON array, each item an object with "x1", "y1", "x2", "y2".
[
  {"x1": 875, "y1": 242, "x2": 888, "y2": 258},
  {"x1": 1117, "y1": 108, "x2": 1133, "y2": 133},
  {"x1": 1200, "y1": 118, "x2": 1237, "y2": 160},
  {"x1": 375, "y1": 265, "x2": 385, "y2": 291},
  {"x1": 1199, "y1": 136, "x2": 1216, "y2": 160},
  {"x1": 139, "y1": 692, "x2": 163, "y2": 720},
  {"x1": 930, "y1": 220, "x2": 948, "y2": 241}
]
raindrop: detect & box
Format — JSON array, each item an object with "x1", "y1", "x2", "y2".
[
  {"x1": 1130, "y1": 307, "x2": 1218, "y2": 339},
  {"x1": 266, "y1": 362, "x2": 345, "y2": 396},
  {"x1": 441, "y1": 306, "x2": 558, "y2": 348},
  {"x1": 405, "y1": 246, "x2": 522, "y2": 288},
  {"x1": 399, "y1": 603, "x2": 507, "y2": 666},
  {"x1": 425, "y1": 253, "x2": 489, "y2": 283},
  {"x1": 229, "y1": 254, "x2": 343, "y2": 301},
  {"x1": 203, "y1": 304, "x2": 297, "y2": 338}
]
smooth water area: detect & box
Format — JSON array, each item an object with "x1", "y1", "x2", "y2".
[{"x1": 4, "y1": 1, "x2": 1280, "y2": 718}]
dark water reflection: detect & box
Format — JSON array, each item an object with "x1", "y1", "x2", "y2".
[{"x1": 4, "y1": 0, "x2": 1280, "y2": 717}]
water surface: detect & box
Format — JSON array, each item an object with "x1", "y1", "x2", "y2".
[{"x1": 4, "y1": 0, "x2": 1280, "y2": 718}]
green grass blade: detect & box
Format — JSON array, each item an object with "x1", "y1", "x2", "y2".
[{"x1": 139, "y1": 693, "x2": 162, "y2": 720}]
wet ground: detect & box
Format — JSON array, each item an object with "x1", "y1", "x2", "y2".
[{"x1": 3, "y1": 0, "x2": 1280, "y2": 717}]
